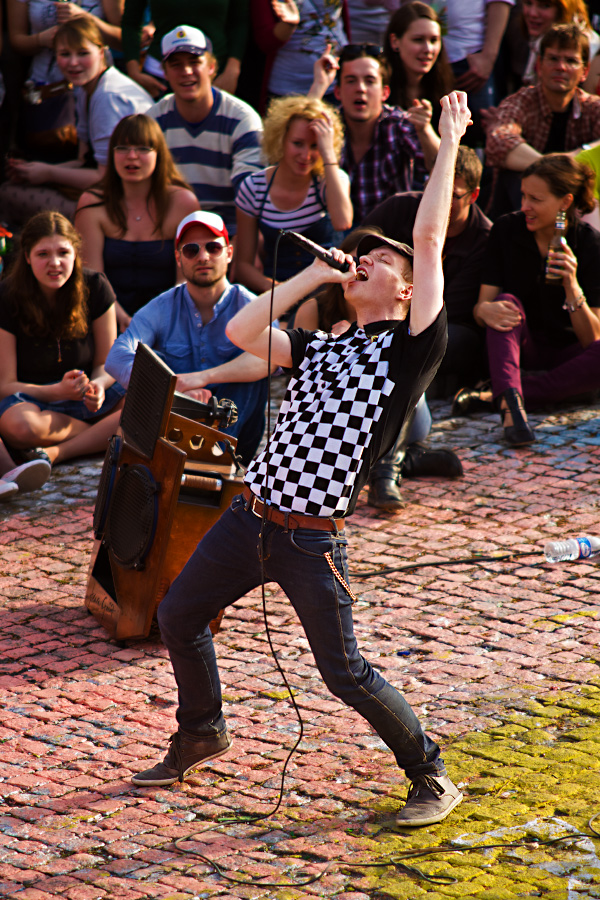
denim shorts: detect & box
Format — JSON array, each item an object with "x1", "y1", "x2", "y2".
[{"x1": 0, "y1": 382, "x2": 126, "y2": 422}]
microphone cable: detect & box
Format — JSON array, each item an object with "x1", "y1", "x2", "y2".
[{"x1": 214, "y1": 230, "x2": 307, "y2": 827}]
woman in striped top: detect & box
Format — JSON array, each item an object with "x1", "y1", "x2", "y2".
[{"x1": 235, "y1": 94, "x2": 353, "y2": 297}]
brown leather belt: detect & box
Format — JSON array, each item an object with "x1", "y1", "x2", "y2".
[{"x1": 242, "y1": 486, "x2": 344, "y2": 533}]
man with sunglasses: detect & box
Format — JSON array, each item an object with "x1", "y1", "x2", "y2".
[
  {"x1": 105, "y1": 211, "x2": 270, "y2": 464},
  {"x1": 309, "y1": 43, "x2": 426, "y2": 224},
  {"x1": 130, "y1": 92, "x2": 472, "y2": 829}
]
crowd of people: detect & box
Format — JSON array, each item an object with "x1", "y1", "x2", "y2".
[
  {"x1": 0, "y1": 0, "x2": 599, "y2": 506},
  {"x1": 1, "y1": 0, "x2": 599, "y2": 830}
]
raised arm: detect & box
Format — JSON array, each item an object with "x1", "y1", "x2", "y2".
[{"x1": 410, "y1": 92, "x2": 472, "y2": 335}]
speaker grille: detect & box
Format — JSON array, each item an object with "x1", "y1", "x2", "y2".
[
  {"x1": 107, "y1": 465, "x2": 159, "y2": 569},
  {"x1": 93, "y1": 435, "x2": 122, "y2": 539},
  {"x1": 120, "y1": 344, "x2": 175, "y2": 459}
]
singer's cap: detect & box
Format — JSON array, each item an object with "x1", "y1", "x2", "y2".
[
  {"x1": 356, "y1": 234, "x2": 414, "y2": 261},
  {"x1": 176, "y1": 211, "x2": 229, "y2": 245}
]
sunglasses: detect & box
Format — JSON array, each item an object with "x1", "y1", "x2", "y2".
[{"x1": 180, "y1": 240, "x2": 226, "y2": 259}]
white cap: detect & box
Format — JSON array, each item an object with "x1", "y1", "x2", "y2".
[
  {"x1": 176, "y1": 211, "x2": 229, "y2": 245},
  {"x1": 161, "y1": 25, "x2": 212, "y2": 60}
]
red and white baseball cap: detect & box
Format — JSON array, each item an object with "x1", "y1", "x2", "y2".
[
  {"x1": 176, "y1": 211, "x2": 229, "y2": 246},
  {"x1": 162, "y1": 25, "x2": 213, "y2": 60}
]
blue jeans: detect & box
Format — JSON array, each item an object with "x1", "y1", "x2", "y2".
[{"x1": 157, "y1": 494, "x2": 444, "y2": 780}]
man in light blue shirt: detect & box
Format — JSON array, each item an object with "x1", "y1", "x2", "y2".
[{"x1": 105, "y1": 211, "x2": 270, "y2": 464}]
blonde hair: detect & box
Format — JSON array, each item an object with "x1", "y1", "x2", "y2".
[{"x1": 261, "y1": 95, "x2": 345, "y2": 176}]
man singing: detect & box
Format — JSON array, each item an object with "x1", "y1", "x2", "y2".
[{"x1": 130, "y1": 92, "x2": 471, "y2": 828}]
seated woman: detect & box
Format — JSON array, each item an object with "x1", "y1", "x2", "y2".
[
  {"x1": 0, "y1": 211, "x2": 125, "y2": 467},
  {"x1": 383, "y1": 1, "x2": 454, "y2": 178},
  {"x1": 7, "y1": 0, "x2": 124, "y2": 164},
  {"x1": 453, "y1": 154, "x2": 600, "y2": 446},
  {"x1": 235, "y1": 94, "x2": 352, "y2": 298},
  {"x1": 76, "y1": 114, "x2": 199, "y2": 331},
  {"x1": 1, "y1": 15, "x2": 152, "y2": 228},
  {"x1": 296, "y1": 227, "x2": 462, "y2": 511}
]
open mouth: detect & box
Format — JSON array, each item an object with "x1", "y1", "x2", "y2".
[{"x1": 355, "y1": 266, "x2": 368, "y2": 281}]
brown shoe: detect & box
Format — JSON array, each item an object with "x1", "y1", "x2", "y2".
[
  {"x1": 131, "y1": 730, "x2": 232, "y2": 786},
  {"x1": 396, "y1": 774, "x2": 463, "y2": 827}
]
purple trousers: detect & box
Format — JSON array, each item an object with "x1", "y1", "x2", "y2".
[{"x1": 487, "y1": 294, "x2": 600, "y2": 407}]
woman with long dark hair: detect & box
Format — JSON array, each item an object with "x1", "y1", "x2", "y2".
[
  {"x1": 0, "y1": 211, "x2": 124, "y2": 467},
  {"x1": 76, "y1": 114, "x2": 199, "y2": 330},
  {"x1": 383, "y1": 2, "x2": 454, "y2": 168},
  {"x1": 453, "y1": 154, "x2": 600, "y2": 446}
]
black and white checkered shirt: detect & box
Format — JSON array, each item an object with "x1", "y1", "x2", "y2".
[{"x1": 245, "y1": 311, "x2": 447, "y2": 518}]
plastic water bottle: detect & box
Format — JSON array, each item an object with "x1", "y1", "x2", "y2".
[{"x1": 544, "y1": 536, "x2": 600, "y2": 563}]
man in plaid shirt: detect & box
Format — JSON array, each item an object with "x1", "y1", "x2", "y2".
[
  {"x1": 486, "y1": 24, "x2": 600, "y2": 214},
  {"x1": 310, "y1": 44, "x2": 427, "y2": 225}
]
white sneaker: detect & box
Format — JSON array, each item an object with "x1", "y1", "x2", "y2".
[
  {"x1": 0, "y1": 480, "x2": 19, "y2": 501},
  {"x1": 3, "y1": 459, "x2": 52, "y2": 494}
]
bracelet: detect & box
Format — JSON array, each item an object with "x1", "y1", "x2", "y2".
[
  {"x1": 563, "y1": 289, "x2": 586, "y2": 313},
  {"x1": 322, "y1": 162, "x2": 337, "y2": 166}
]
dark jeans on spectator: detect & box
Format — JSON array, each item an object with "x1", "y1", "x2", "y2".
[
  {"x1": 157, "y1": 494, "x2": 444, "y2": 780},
  {"x1": 487, "y1": 293, "x2": 600, "y2": 406}
]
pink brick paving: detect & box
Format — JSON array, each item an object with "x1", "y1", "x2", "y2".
[{"x1": 0, "y1": 395, "x2": 599, "y2": 897}]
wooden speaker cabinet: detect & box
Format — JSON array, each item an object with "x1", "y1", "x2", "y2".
[{"x1": 85, "y1": 344, "x2": 244, "y2": 642}]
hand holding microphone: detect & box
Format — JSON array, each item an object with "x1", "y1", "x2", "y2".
[{"x1": 280, "y1": 230, "x2": 353, "y2": 273}]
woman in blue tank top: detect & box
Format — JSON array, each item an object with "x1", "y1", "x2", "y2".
[
  {"x1": 75, "y1": 113, "x2": 199, "y2": 330},
  {"x1": 235, "y1": 94, "x2": 353, "y2": 301}
]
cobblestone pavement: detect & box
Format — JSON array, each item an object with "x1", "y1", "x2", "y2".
[{"x1": 1, "y1": 391, "x2": 600, "y2": 899}]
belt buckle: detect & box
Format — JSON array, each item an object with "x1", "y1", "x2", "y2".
[{"x1": 249, "y1": 494, "x2": 262, "y2": 519}]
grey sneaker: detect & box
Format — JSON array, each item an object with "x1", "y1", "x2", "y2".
[
  {"x1": 131, "y1": 730, "x2": 232, "y2": 786},
  {"x1": 396, "y1": 774, "x2": 463, "y2": 827}
]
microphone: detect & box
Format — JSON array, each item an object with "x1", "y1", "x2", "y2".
[{"x1": 280, "y1": 229, "x2": 351, "y2": 273}]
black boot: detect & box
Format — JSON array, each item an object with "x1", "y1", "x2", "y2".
[
  {"x1": 402, "y1": 442, "x2": 463, "y2": 478},
  {"x1": 367, "y1": 445, "x2": 406, "y2": 511}
]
